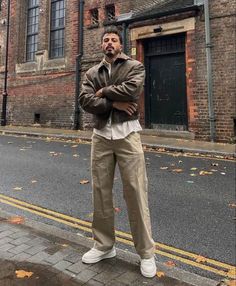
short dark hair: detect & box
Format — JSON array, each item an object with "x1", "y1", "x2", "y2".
[{"x1": 101, "y1": 26, "x2": 123, "y2": 44}]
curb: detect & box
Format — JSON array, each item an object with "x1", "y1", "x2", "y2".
[
  {"x1": 0, "y1": 129, "x2": 235, "y2": 158},
  {"x1": 0, "y1": 209, "x2": 219, "y2": 286}
]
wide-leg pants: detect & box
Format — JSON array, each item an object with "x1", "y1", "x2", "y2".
[{"x1": 91, "y1": 132, "x2": 155, "y2": 259}]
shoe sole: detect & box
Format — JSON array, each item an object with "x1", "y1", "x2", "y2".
[
  {"x1": 140, "y1": 269, "x2": 157, "y2": 278},
  {"x1": 82, "y1": 249, "x2": 116, "y2": 264}
]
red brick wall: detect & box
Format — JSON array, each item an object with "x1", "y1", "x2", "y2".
[
  {"x1": 0, "y1": 0, "x2": 235, "y2": 141},
  {"x1": 194, "y1": 0, "x2": 236, "y2": 141},
  {"x1": 1, "y1": 0, "x2": 79, "y2": 128}
]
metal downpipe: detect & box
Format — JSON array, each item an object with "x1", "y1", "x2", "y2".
[
  {"x1": 1, "y1": 0, "x2": 10, "y2": 126},
  {"x1": 204, "y1": 0, "x2": 216, "y2": 141},
  {"x1": 73, "y1": 0, "x2": 84, "y2": 130}
]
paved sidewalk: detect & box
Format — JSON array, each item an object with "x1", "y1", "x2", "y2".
[
  {"x1": 0, "y1": 212, "x2": 218, "y2": 286},
  {"x1": 0, "y1": 125, "x2": 235, "y2": 157}
]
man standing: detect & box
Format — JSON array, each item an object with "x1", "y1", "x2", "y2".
[{"x1": 79, "y1": 26, "x2": 156, "y2": 278}]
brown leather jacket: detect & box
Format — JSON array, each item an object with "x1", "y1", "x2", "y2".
[{"x1": 79, "y1": 52, "x2": 145, "y2": 130}]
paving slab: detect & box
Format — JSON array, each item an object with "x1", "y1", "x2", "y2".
[{"x1": 0, "y1": 211, "x2": 220, "y2": 286}]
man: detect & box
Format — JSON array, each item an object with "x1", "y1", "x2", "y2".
[{"x1": 79, "y1": 26, "x2": 156, "y2": 278}]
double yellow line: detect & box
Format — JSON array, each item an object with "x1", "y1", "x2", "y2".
[{"x1": 0, "y1": 193, "x2": 235, "y2": 279}]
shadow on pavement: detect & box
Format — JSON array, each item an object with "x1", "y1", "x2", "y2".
[{"x1": 0, "y1": 259, "x2": 81, "y2": 286}]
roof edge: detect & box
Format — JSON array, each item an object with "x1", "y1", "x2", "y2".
[{"x1": 116, "y1": 5, "x2": 200, "y2": 24}]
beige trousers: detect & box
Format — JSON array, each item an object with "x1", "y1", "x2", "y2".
[{"x1": 91, "y1": 132, "x2": 155, "y2": 259}]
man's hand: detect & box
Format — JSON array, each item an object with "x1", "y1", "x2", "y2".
[
  {"x1": 95, "y1": 88, "x2": 104, "y2": 98},
  {"x1": 112, "y1": 101, "x2": 138, "y2": 116}
]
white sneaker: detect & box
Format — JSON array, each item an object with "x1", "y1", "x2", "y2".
[
  {"x1": 140, "y1": 257, "x2": 157, "y2": 278},
  {"x1": 82, "y1": 247, "x2": 116, "y2": 264}
]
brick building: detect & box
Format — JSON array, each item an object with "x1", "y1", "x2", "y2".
[{"x1": 0, "y1": 0, "x2": 235, "y2": 142}]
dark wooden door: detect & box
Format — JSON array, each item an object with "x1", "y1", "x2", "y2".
[{"x1": 145, "y1": 34, "x2": 188, "y2": 130}]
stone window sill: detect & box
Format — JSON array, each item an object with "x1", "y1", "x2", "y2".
[{"x1": 15, "y1": 50, "x2": 66, "y2": 74}]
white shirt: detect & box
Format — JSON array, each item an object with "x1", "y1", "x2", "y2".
[{"x1": 93, "y1": 59, "x2": 142, "y2": 140}]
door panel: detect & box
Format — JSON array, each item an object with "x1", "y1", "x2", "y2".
[
  {"x1": 144, "y1": 34, "x2": 188, "y2": 130},
  {"x1": 149, "y1": 53, "x2": 187, "y2": 129}
]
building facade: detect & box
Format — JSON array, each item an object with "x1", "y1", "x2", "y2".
[{"x1": 0, "y1": 0, "x2": 235, "y2": 142}]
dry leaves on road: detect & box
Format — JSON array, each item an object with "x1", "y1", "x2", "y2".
[
  {"x1": 172, "y1": 168, "x2": 183, "y2": 173},
  {"x1": 73, "y1": 154, "x2": 80, "y2": 157},
  {"x1": 114, "y1": 207, "x2": 121, "y2": 213},
  {"x1": 156, "y1": 271, "x2": 165, "y2": 278},
  {"x1": 227, "y1": 268, "x2": 236, "y2": 278},
  {"x1": 49, "y1": 151, "x2": 63, "y2": 157},
  {"x1": 80, "y1": 179, "x2": 89, "y2": 184},
  {"x1": 199, "y1": 171, "x2": 213, "y2": 176},
  {"x1": 195, "y1": 255, "x2": 207, "y2": 263},
  {"x1": 7, "y1": 216, "x2": 25, "y2": 225},
  {"x1": 15, "y1": 270, "x2": 33, "y2": 279},
  {"x1": 229, "y1": 203, "x2": 236, "y2": 208},
  {"x1": 165, "y1": 260, "x2": 176, "y2": 267},
  {"x1": 13, "y1": 187, "x2": 23, "y2": 191},
  {"x1": 222, "y1": 280, "x2": 236, "y2": 286}
]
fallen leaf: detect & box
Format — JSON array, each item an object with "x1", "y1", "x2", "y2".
[
  {"x1": 15, "y1": 270, "x2": 33, "y2": 278},
  {"x1": 80, "y1": 179, "x2": 89, "y2": 184},
  {"x1": 196, "y1": 255, "x2": 207, "y2": 263},
  {"x1": 8, "y1": 216, "x2": 25, "y2": 224},
  {"x1": 165, "y1": 261, "x2": 176, "y2": 267},
  {"x1": 227, "y1": 268, "x2": 236, "y2": 278},
  {"x1": 13, "y1": 187, "x2": 23, "y2": 191},
  {"x1": 199, "y1": 171, "x2": 213, "y2": 175},
  {"x1": 156, "y1": 271, "x2": 165, "y2": 278},
  {"x1": 114, "y1": 207, "x2": 121, "y2": 213},
  {"x1": 227, "y1": 280, "x2": 236, "y2": 286},
  {"x1": 172, "y1": 169, "x2": 183, "y2": 173},
  {"x1": 229, "y1": 203, "x2": 236, "y2": 208}
]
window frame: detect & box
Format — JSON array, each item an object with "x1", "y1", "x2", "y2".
[
  {"x1": 90, "y1": 8, "x2": 99, "y2": 26},
  {"x1": 105, "y1": 4, "x2": 116, "y2": 23},
  {"x1": 26, "y1": 0, "x2": 40, "y2": 62},
  {"x1": 49, "y1": 0, "x2": 65, "y2": 59}
]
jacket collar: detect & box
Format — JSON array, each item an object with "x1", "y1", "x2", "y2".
[{"x1": 98, "y1": 52, "x2": 130, "y2": 71}]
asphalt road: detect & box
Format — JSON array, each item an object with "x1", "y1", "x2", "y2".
[{"x1": 0, "y1": 134, "x2": 235, "y2": 280}]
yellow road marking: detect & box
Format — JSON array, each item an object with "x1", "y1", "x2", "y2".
[{"x1": 0, "y1": 194, "x2": 235, "y2": 279}]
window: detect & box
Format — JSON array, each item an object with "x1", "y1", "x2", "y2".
[
  {"x1": 26, "y1": 0, "x2": 39, "y2": 61},
  {"x1": 90, "y1": 8, "x2": 99, "y2": 26},
  {"x1": 50, "y1": 0, "x2": 65, "y2": 58},
  {"x1": 105, "y1": 4, "x2": 115, "y2": 22}
]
